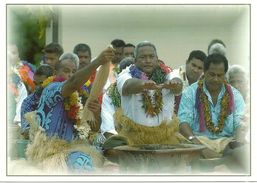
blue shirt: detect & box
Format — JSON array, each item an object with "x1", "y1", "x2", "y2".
[
  {"x1": 178, "y1": 81, "x2": 245, "y2": 139},
  {"x1": 36, "y1": 82, "x2": 76, "y2": 141},
  {"x1": 21, "y1": 93, "x2": 40, "y2": 132}
]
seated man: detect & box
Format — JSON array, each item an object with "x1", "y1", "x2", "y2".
[
  {"x1": 25, "y1": 48, "x2": 115, "y2": 173},
  {"x1": 20, "y1": 64, "x2": 54, "y2": 139},
  {"x1": 178, "y1": 54, "x2": 245, "y2": 159},
  {"x1": 227, "y1": 64, "x2": 250, "y2": 144},
  {"x1": 114, "y1": 41, "x2": 183, "y2": 145}
]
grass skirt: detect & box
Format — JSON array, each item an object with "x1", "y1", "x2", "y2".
[{"x1": 113, "y1": 108, "x2": 186, "y2": 145}]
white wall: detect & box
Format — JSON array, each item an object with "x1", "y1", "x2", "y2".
[{"x1": 53, "y1": 5, "x2": 249, "y2": 70}]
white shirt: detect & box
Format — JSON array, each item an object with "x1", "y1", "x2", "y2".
[
  {"x1": 169, "y1": 65, "x2": 189, "y2": 89},
  {"x1": 11, "y1": 66, "x2": 28, "y2": 125},
  {"x1": 14, "y1": 80, "x2": 28, "y2": 125},
  {"x1": 100, "y1": 92, "x2": 118, "y2": 135},
  {"x1": 117, "y1": 65, "x2": 177, "y2": 127}
]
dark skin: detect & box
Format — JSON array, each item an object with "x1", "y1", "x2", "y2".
[
  {"x1": 60, "y1": 47, "x2": 115, "y2": 131},
  {"x1": 122, "y1": 46, "x2": 182, "y2": 96},
  {"x1": 179, "y1": 63, "x2": 243, "y2": 158}
]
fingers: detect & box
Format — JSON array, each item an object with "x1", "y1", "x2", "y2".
[{"x1": 87, "y1": 100, "x2": 100, "y2": 113}]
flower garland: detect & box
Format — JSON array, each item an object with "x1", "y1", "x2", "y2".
[
  {"x1": 107, "y1": 82, "x2": 121, "y2": 108},
  {"x1": 18, "y1": 62, "x2": 36, "y2": 92},
  {"x1": 196, "y1": 79, "x2": 234, "y2": 134},
  {"x1": 129, "y1": 63, "x2": 172, "y2": 117},
  {"x1": 42, "y1": 76, "x2": 82, "y2": 125}
]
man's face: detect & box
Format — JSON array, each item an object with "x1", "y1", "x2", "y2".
[
  {"x1": 123, "y1": 46, "x2": 135, "y2": 58},
  {"x1": 33, "y1": 75, "x2": 48, "y2": 87},
  {"x1": 44, "y1": 53, "x2": 59, "y2": 70},
  {"x1": 186, "y1": 58, "x2": 204, "y2": 83},
  {"x1": 135, "y1": 46, "x2": 158, "y2": 76},
  {"x1": 112, "y1": 47, "x2": 123, "y2": 64},
  {"x1": 77, "y1": 51, "x2": 91, "y2": 70},
  {"x1": 204, "y1": 63, "x2": 226, "y2": 92},
  {"x1": 56, "y1": 59, "x2": 77, "y2": 80},
  {"x1": 229, "y1": 74, "x2": 248, "y2": 97}
]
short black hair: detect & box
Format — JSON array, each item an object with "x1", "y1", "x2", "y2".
[
  {"x1": 124, "y1": 43, "x2": 135, "y2": 48},
  {"x1": 111, "y1": 39, "x2": 126, "y2": 48},
  {"x1": 207, "y1": 39, "x2": 226, "y2": 53},
  {"x1": 187, "y1": 50, "x2": 207, "y2": 64},
  {"x1": 73, "y1": 43, "x2": 91, "y2": 57},
  {"x1": 44, "y1": 42, "x2": 64, "y2": 56},
  {"x1": 35, "y1": 64, "x2": 54, "y2": 77},
  {"x1": 204, "y1": 54, "x2": 228, "y2": 73}
]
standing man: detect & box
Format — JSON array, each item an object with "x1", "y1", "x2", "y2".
[
  {"x1": 171, "y1": 50, "x2": 207, "y2": 114},
  {"x1": 73, "y1": 43, "x2": 92, "y2": 69},
  {"x1": 104, "y1": 39, "x2": 126, "y2": 92},
  {"x1": 122, "y1": 43, "x2": 135, "y2": 58},
  {"x1": 42, "y1": 42, "x2": 64, "y2": 70}
]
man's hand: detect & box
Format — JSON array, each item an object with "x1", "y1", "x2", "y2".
[
  {"x1": 161, "y1": 77, "x2": 183, "y2": 95},
  {"x1": 143, "y1": 80, "x2": 161, "y2": 90},
  {"x1": 96, "y1": 46, "x2": 115, "y2": 66},
  {"x1": 87, "y1": 99, "x2": 101, "y2": 131}
]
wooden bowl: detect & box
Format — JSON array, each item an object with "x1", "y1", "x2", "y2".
[{"x1": 104, "y1": 143, "x2": 206, "y2": 174}]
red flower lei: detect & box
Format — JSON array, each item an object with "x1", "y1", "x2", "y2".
[{"x1": 42, "y1": 76, "x2": 82, "y2": 125}]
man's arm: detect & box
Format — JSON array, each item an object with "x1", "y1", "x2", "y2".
[
  {"x1": 62, "y1": 47, "x2": 114, "y2": 98},
  {"x1": 122, "y1": 78, "x2": 160, "y2": 96},
  {"x1": 162, "y1": 77, "x2": 183, "y2": 95},
  {"x1": 179, "y1": 122, "x2": 201, "y2": 144}
]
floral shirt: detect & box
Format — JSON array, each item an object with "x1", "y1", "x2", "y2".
[
  {"x1": 36, "y1": 82, "x2": 76, "y2": 141},
  {"x1": 178, "y1": 81, "x2": 245, "y2": 139},
  {"x1": 21, "y1": 93, "x2": 40, "y2": 132}
]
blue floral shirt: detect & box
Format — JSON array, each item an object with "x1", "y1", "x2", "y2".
[
  {"x1": 36, "y1": 82, "x2": 76, "y2": 141},
  {"x1": 178, "y1": 81, "x2": 245, "y2": 139},
  {"x1": 21, "y1": 93, "x2": 40, "y2": 132}
]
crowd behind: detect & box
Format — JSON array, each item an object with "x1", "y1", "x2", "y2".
[{"x1": 7, "y1": 38, "x2": 250, "y2": 173}]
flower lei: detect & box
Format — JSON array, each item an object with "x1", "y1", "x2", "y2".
[
  {"x1": 107, "y1": 82, "x2": 121, "y2": 108},
  {"x1": 18, "y1": 62, "x2": 36, "y2": 92},
  {"x1": 42, "y1": 76, "x2": 83, "y2": 125},
  {"x1": 129, "y1": 63, "x2": 172, "y2": 117},
  {"x1": 196, "y1": 79, "x2": 234, "y2": 134}
]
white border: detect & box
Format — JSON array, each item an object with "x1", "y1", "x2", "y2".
[{"x1": 1, "y1": 0, "x2": 256, "y2": 182}]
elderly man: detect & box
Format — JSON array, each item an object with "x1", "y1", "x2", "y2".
[
  {"x1": 207, "y1": 39, "x2": 226, "y2": 56},
  {"x1": 227, "y1": 65, "x2": 249, "y2": 101},
  {"x1": 171, "y1": 50, "x2": 207, "y2": 114},
  {"x1": 113, "y1": 41, "x2": 183, "y2": 145},
  {"x1": 178, "y1": 54, "x2": 245, "y2": 160},
  {"x1": 26, "y1": 47, "x2": 115, "y2": 173}
]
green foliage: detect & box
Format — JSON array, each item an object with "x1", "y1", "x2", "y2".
[{"x1": 8, "y1": 6, "x2": 53, "y2": 66}]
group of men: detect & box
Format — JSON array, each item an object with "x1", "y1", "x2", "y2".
[{"x1": 8, "y1": 38, "x2": 249, "y2": 173}]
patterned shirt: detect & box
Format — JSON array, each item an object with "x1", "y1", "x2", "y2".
[
  {"x1": 178, "y1": 80, "x2": 245, "y2": 139},
  {"x1": 20, "y1": 93, "x2": 40, "y2": 132},
  {"x1": 36, "y1": 82, "x2": 76, "y2": 141}
]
